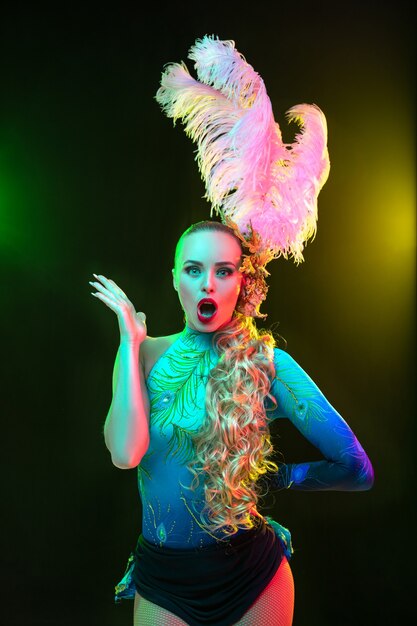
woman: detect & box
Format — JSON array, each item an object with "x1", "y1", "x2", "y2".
[{"x1": 90, "y1": 220, "x2": 374, "y2": 626}]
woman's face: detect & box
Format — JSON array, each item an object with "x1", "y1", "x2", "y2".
[{"x1": 172, "y1": 230, "x2": 243, "y2": 332}]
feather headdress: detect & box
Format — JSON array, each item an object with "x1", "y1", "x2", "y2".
[{"x1": 156, "y1": 35, "x2": 330, "y2": 315}]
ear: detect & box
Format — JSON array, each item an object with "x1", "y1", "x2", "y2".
[{"x1": 172, "y1": 268, "x2": 178, "y2": 292}]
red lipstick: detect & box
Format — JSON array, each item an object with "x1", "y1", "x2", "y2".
[{"x1": 197, "y1": 298, "x2": 218, "y2": 323}]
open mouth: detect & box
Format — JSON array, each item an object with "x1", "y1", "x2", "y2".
[{"x1": 197, "y1": 299, "x2": 218, "y2": 323}]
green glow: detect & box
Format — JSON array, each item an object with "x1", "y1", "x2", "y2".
[{"x1": 0, "y1": 136, "x2": 61, "y2": 272}]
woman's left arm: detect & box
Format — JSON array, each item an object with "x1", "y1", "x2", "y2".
[{"x1": 266, "y1": 348, "x2": 374, "y2": 491}]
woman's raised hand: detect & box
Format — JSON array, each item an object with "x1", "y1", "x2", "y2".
[{"x1": 89, "y1": 274, "x2": 147, "y2": 345}]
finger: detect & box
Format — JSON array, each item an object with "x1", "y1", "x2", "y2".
[
  {"x1": 89, "y1": 281, "x2": 119, "y2": 304},
  {"x1": 107, "y1": 278, "x2": 129, "y2": 299},
  {"x1": 91, "y1": 291, "x2": 119, "y2": 310},
  {"x1": 93, "y1": 274, "x2": 128, "y2": 300}
]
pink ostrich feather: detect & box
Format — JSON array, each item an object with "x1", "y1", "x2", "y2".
[{"x1": 155, "y1": 35, "x2": 330, "y2": 262}]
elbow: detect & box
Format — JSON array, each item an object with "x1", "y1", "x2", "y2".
[
  {"x1": 351, "y1": 458, "x2": 375, "y2": 491},
  {"x1": 360, "y1": 464, "x2": 375, "y2": 491},
  {"x1": 112, "y1": 458, "x2": 139, "y2": 470},
  {"x1": 103, "y1": 424, "x2": 150, "y2": 470},
  {"x1": 109, "y1": 439, "x2": 150, "y2": 470},
  {"x1": 111, "y1": 450, "x2": 146, "y2": 470}
]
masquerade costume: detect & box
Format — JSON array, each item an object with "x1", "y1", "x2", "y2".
[
  {"x1": 114, "y1": 328, "x2": 373, "y2": 624},
  {"x1": 112, "y1": 37, "x2": 373, "y2": 625}
]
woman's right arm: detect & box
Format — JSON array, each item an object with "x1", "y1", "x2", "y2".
[
  {"x1": 90, "y1": 274, "x2": 150, "y2": 469},
  {"x1": 103, "y1": 339, "x2": 150, "y2": 469}
]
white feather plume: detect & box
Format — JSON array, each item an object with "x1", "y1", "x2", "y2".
[{"x1": 155, "y1": 35, "x2": 330, "y2": 262}]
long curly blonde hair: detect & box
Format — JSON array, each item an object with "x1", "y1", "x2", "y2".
[{"x1": 177, "y1": 221, "x2": 280, "y2": 537}]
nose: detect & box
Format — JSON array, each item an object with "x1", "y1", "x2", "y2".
[{"x1": 202, "y1": 270, "x2": 215, "y2": 293}]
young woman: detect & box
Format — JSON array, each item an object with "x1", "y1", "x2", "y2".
[{"x1": 90, "y1": 220, "x2": 374, "y2": 626}]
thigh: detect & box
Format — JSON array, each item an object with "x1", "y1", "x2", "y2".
[
  {"x1": 133, "y1": 592, "x2": 189, "y2": 626},
  {"x1": 233, "y1": 556, "x2": 295, "y2": 626}
]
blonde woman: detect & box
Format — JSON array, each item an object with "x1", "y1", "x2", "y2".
[{"x1": 90, "y1": 220, "x2": 373, "y2": 626}]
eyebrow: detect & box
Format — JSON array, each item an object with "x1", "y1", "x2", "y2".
[{"x1": 183, "y1": 260, "x2": 238, "y2": 267}]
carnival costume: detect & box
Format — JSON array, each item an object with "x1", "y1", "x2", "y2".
[{"x1": 113, "y1": 36, "x2": 372, "y2": 625}]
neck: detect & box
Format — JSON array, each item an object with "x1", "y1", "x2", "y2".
[{"x1": 181, "y1": 323, "x2": 217, "y2": 350}]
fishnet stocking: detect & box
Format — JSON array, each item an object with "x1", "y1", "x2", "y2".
[
  {"x1": 232, "y1": 556, "x2": 294, "y2": 626},
  {"x1": 133, "y1": 593, "x2": 189, "y2": 625},
  {"x1": 133, "y1": 556, "x2": 294, "y2": 626}
]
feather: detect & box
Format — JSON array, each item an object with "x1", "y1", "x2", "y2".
[{"x1": 155, "y1": 35, "x2": 330, "y2": 262}]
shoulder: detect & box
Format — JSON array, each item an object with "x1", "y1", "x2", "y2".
[
  {"x1": 271, "y1": 347, "x2": 313, "y2": 386},
  {"x1": 271, "y1": 346, "x2": 319, "y2": 396},
  {"x1": 140, "y1": 332, "x2": 182, "y2": 379},
  {"x1": 272, "y1": 346, "x2": 297, "y2": 370}
]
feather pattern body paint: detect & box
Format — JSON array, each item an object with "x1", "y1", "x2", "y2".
[{"x1": 156, "y1": 35, "x2": 330, "y2": 262}]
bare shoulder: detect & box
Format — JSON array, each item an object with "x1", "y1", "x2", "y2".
[{"x1": 140, "y1": 332, "x2": 182, "y2": 379}]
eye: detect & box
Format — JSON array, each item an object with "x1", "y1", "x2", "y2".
[
  {"x1": 184, "y1": 266, "x2": 201, "y2": 275},
  {"x1": 217, "y1": 268, "x2": 234, "y2": 277},
  {"x1": 184, "y1": 266, "x2": 234, "y2": 277}
]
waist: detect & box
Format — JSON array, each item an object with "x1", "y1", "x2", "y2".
[
  {"x1": 141, "y1": 501, "x2": 263, "y2": 549},
  {"x1": 141, "y1": 516, "x2": 267, "y2": 555}
]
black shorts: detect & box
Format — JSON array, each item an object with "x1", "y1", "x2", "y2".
[{"x1": 117, "y1": 516, "x2": 286, "y2": 626}]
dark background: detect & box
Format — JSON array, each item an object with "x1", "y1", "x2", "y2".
[{"x1": 1, "y1": 2, "x2": 415, "y2": 625}]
